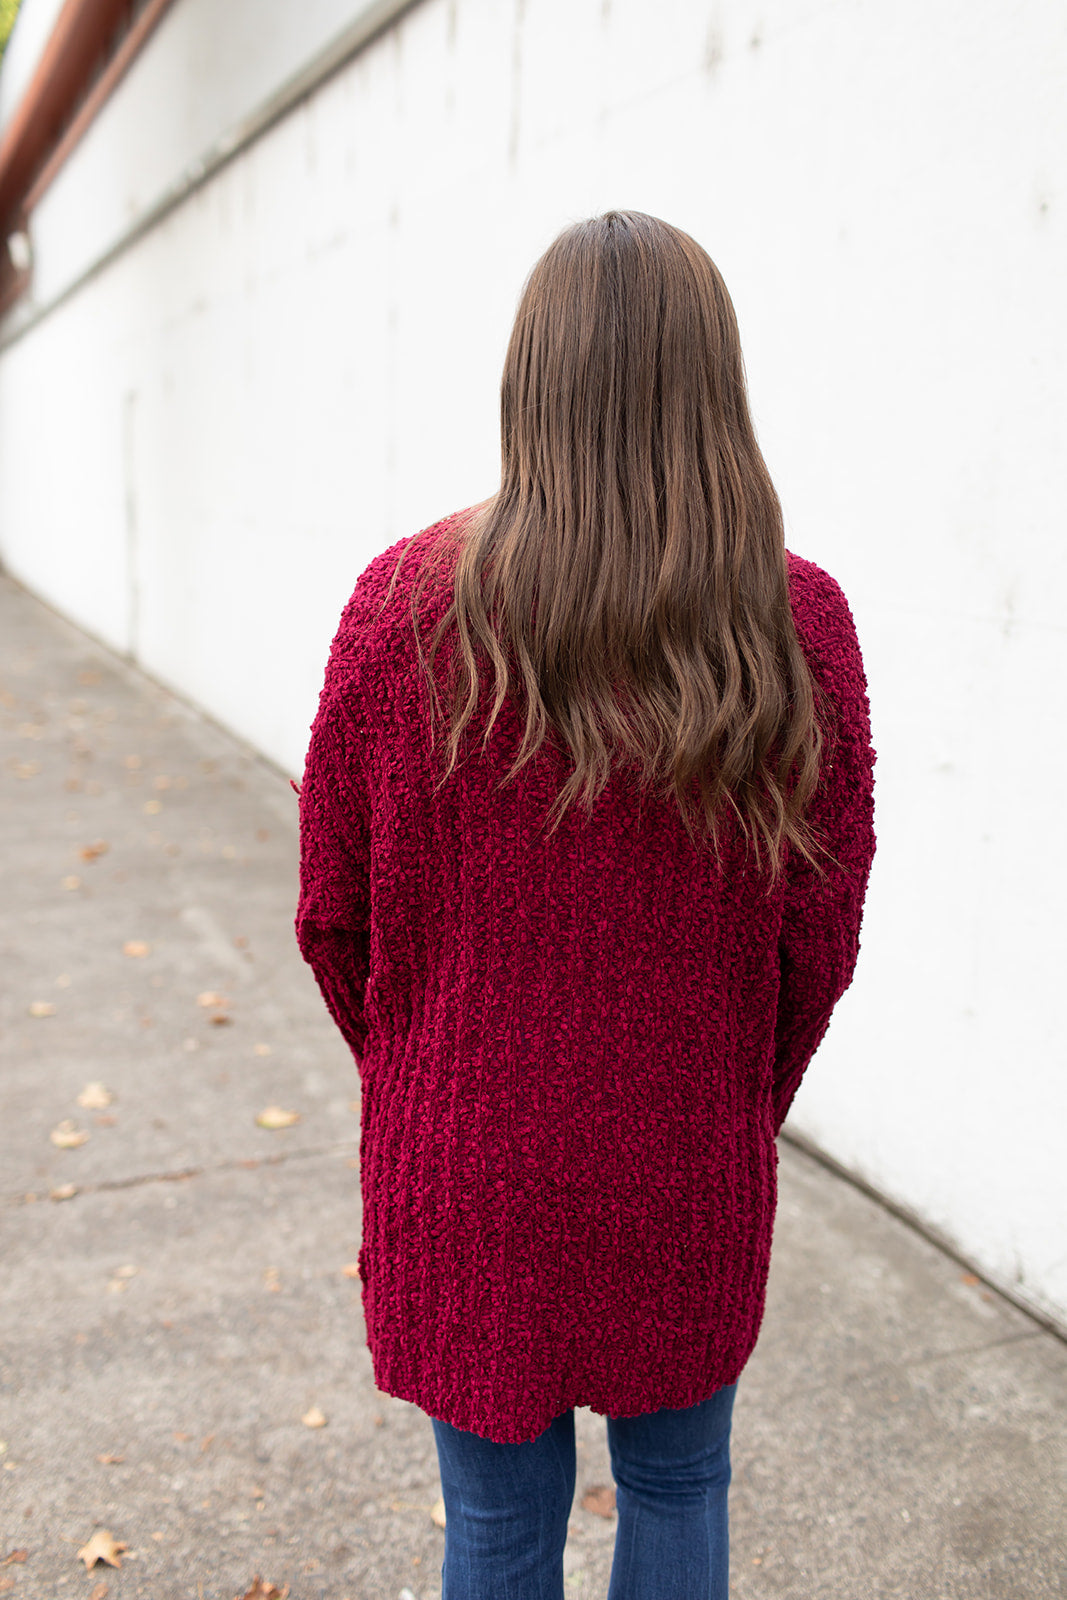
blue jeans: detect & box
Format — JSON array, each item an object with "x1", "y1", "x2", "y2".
[{"x1": 430, "y1": 1383, "x2": 737, "y2": 1600}]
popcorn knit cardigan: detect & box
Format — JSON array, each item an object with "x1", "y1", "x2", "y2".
[{"x1": 295, "y1": 513, "x2": 876, "y2": 1444}]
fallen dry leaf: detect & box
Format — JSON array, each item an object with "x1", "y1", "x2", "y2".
[
  {"x1": 76, "y1": 1529, "x2": 128, "y2": 1569},
  {"x1": 50, "y1": 1183, "x2": 78, "y2": 1202},
  {"x1": 123, "y1": 754, "x2": 141, "y2": 770},
  {"x1": 431, "y1": 1495, "x2": 447, "y2": 1529},
  {"x1": 79, "y1": 841, "x2": 109, "y2": 861},
  {"x1": 61, "y1": 874, "x2": 82, "y2": 890},
  {"x1": 341, "y1": 1262, "x2": 360, "y2": 1279},
  {"x1": 238, "y1": 1578, "x2": 289, "y2": 1600},
  {"x1": 301, "y1": 1406, "x2": 327, "y2": 1429},
  {"x1": 50, "y1": 1120, "x2": 89, "y2": 1149},
  {"x1": 253, "y1": 1042, "x2": 271, "y2": 1056},
  {"x1": 122, "y1": 941, "x2": 151, "y2": 958},
  {"x1": 29, "y1": 1000, "x2": 56, "y2": 1018},
  {"x1": 77, "y1": 1082, "x2": 113, "y2": 1110},
  {"x1": 143, "y1": 799, "x2": 162, "y2": 815},
  {"x1": 209, "y1": 1012, "x2": 232, "y2": 1026},
  {"x1": 114, "y1": 1264, "x2": 137, "y2": 1280},
  {"x1": 14, "y1": 761, "x2": 41, "y2": 779},
  {"x1": 0, "y1": 1550, "x2": 27, "y2": 1565},
  {"x1": 197, "y1": 991, "x2": 228, "y2": 1009},
  {"x1": 0, "y1": 1580, "x2": 14, "y2": 1594},
  {"x1": 96, "y1": 1453, "x2": 124, "y2": 1465},
  {"x1": 581, "y1": 1484, "x2": 616, "y2": 1517},
  {"x1": 256, "y1": 1106, "x2": 300, "y2": 1130},
  {"x1": 90, "y1": 1582, "x2": 109, "y2": 1600}
]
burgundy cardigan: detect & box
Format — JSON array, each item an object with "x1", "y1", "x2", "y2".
[{"x1": 296, "y1": 513, "x2": 876, "y2": 1443}]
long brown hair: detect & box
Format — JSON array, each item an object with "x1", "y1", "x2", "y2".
[{"x1": 392, "y1": 210, "x2": 822, "y2": 874}]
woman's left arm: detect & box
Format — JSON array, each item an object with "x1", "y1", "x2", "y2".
[{"x1": 295, "y1": 661, "x2": 372, "y2": 1059}]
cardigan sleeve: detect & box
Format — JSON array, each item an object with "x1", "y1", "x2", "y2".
[
  {"x1": 294, "y1": 660, "x2": 372, "y2": 1060},
  {"x1": 771, "y1": 567, "x2": 876, "y2": 1134}
]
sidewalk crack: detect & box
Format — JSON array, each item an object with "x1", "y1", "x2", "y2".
[
  {"x1": 900, "y1": 1329, "x2": 1046, "y2": 1371},
  {"x1": 7, "y1": 1140, "x2": 360, "y2": 1207}
]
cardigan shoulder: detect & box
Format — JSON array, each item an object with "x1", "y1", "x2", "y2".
[
  {"x1": 786, "y1": 551, "x2": 863, "y2": 671},
  {"x1": 330, "y1": 512, "x2": 468, "y2": 665},
  {"x1": 785, "y1": 550, "x2": 870, "y2": 728}
]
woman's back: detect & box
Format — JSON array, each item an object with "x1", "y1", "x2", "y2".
[{"x1": 296, "y1": 511, "x2": 875, "y2": 1443}]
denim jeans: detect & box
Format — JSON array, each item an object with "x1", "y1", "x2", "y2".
[{"x1": 430, "y1": 1383, "x2": 737, "y2": 1600}]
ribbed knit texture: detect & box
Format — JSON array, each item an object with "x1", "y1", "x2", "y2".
[{"x1": 296, "y1": 512, "x2": 876, "y2": 1443}]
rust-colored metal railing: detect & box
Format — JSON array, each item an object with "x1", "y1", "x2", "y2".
[{"x1": 0, "y1": 0, "x2": 176, "y2": 316}]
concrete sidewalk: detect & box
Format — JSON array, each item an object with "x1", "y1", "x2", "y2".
[{"x1": 1, "y1": 573, "x2": 1063, "y2": 1600}]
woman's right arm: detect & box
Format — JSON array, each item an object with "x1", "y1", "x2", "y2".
[{"x1": 771, "y1": 564, "x2": 877, "y2": 1133}]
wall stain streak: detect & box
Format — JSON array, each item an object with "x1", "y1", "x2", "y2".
[
  {"x1": 445, "y1": 0, "x2": 457, "y2": 115},
  {"x1": 303, "y1": 98, "x2": 317, "y2": 174},
  {"x1": 509, "y1": 0, "x2": 526, "y2": 169},
  {"x1": 704, "y1": 19, "x2": 725, "y2": 77},
  {"x1": 122, "y1": 389, "x2": 140, "y2": 662}
]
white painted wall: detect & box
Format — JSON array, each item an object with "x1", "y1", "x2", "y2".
[{"x1": 1, "y1": 0, "x2": 1064, "y2": 1329}]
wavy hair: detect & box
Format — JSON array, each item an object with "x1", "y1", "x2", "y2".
[{"x1": 391, "y1": 210, "x2": 823, "y2": 875}]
